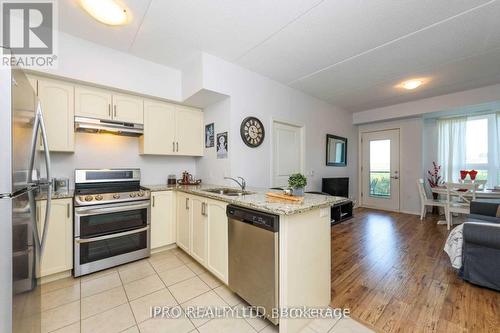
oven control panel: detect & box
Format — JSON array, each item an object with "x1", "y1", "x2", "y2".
[{"x1": 75, "y1": 190, "x2": 150, "y2": 206}]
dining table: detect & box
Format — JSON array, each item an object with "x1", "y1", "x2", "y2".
[{"x1": 431, "y1": 186, "x2": 500, "y2": 199}]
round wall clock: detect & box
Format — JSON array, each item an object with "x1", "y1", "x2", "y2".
[{"x1": 240, "y1": 116, "x2": 265, "y2": 147}]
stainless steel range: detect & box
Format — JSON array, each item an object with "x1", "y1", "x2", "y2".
[{"x1": 73, "y1": 169, "x2": 151, "y2": 277}]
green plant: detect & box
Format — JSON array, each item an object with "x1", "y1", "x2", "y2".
[{"x1": 288, "y1": 173, "x2": 307, "y2": 189}]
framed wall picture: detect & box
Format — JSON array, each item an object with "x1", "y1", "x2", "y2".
[
  {"x1": 205, "y1": 123, "x2": 214, "y2": 148},
  {"x1": 326, "y1": 134, "x2": 347, "y2": 166},
  {"x1": 217, "y1": 132, "x2": 228, "y2": 159}
]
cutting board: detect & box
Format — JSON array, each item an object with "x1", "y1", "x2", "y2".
[{"x1": 266, "y1": 192, "x2": 304, "y2": 203}]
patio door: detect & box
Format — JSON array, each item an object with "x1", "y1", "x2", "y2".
[{"x1": 361, "y1": 129, "x2": 400, "y2": 211}]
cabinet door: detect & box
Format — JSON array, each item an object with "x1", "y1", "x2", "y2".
[
  {"x1": 176, "y1": 193, "x2": 191, "y2": 253},
  {"x1": 175, "y1": 106, "x2": 204, "y2": 156},
  {"x1": 151, "y1": 191, "x2": 176, "y2": 249},
  {"x1": 206, "y1": 199, "x2": 228, "y2": 283},
  {"x1": 37, "y1": 199, "x2": 73, "y2": 277},
  {"x1": 139, "y1": 100, "x2": 176, "y2": 155},
  {"x1": 112, "y1": 93, "x2": 143, "y2": 124},
  {"x1": 190, "y1": 197, "x2": 207, "y2": 265},
  {"x1": 37, "y1": 79, "x2": 75, "y2": 152},
  {"x1": 75, "y1": 85, "x2": 112, "y2": 120}
]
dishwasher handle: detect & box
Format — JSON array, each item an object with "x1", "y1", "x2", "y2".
[{"x1": 227, "y1": 205, "x2": 279, "y2": 232}]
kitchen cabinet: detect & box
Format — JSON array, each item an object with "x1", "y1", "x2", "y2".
[
  {"x1": 75, "y1": 86, "x2": 144, "y2": 124},
  {"x1": 36, "y1": 198, "x2": 73, "y2": 278},
  {"x1": 75, "y1": 85, "x2": 112, "y2": 120},
  {"x1": 112, "y1": 93, "x2": 143, "y2": 124},
  {"x1": 139, "y1": 100, "x2": 176, "y2": 155},
  {"x1": 37, "y1": 78, "x2": 75, "y2": 152},
  {"x1": 176, "y1": 192, "x2": 191, "y2": 253},
  {"x1": 150, "y1": 191, "x2": 176, "y2": 249},
  {"x1": 190, "y1": 196, "x2": 207, "y2": 265},
  {"x1": 175, "y1": 105, "x2": 204, "y2": 156},
  {"x1": 206, "y1": 198, "x2": 228, "y2": 283},
  {"x1": 140, "y1": 100, "x2": 203, "y2": 156}
]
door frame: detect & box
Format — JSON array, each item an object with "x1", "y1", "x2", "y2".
[
  {"x1": 358, "y1": 128, "x2": 401, "y2": 212},
  {"x1": 270, "y1": 118, "x2": 305, "y2": 188}
]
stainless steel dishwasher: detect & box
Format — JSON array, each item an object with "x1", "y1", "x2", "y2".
[{"x1": 227, "y1": 205, "x2": 279, "y2": 325}]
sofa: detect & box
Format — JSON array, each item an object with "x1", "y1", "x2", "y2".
[{"x1": 461, "y1": 199, "x2": 500, "y2": 291}]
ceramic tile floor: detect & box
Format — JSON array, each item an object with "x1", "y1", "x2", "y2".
[{"x1": 41, "y1": 248, "x2": 374, "y2": 333}]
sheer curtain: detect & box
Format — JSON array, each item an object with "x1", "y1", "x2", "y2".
[{"x1": 437, "y1": 117, "x2": 466, "y2": 183}]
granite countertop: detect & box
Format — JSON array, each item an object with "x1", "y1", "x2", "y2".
[
  {"x1": 143, "y1": 183, "x2": 349, "y2": 215},
  {"x1": 35, "y1": 190, "x2": 74, "y2": 201}
]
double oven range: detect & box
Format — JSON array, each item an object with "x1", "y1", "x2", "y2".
[{"x1": 73, "y1": 169, "x2": 151, "y2": 277}]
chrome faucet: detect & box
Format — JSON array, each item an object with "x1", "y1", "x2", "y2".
[{"x1": 224, "y1": 176, "x2": 246, "y2": 191}]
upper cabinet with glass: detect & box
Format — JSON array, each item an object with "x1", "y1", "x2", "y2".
[{"x1": 326, "y1": 134, "x2": 347, "y2": 166}]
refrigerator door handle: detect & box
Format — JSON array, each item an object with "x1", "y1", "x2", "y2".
[{"x1": 28, "y1": 101, "x2": 52, "y2": 254}]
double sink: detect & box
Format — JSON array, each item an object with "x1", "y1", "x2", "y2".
[{"x1": 203, "y1": 188, "x2": 255, "y2": 197}]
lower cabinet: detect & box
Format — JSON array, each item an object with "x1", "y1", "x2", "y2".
[
  {"x1": 36, "y1": 198, "x2": 73, "y2": 278},
  {"x1": 150, "y1": 191, "x2": 176, "y2": 250},
  {"x1": 206, "y1": 199, "x2": 228, "y2": 283},
  {"x1": 176, "y1": 192, "x2": 191, "y2": 253},
  {"x1": 175, "y1": 193, "x2": 229, "y2": 284}
]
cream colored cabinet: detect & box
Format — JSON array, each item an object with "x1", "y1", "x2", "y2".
[
  {"x1": 175, "y1": 106, "x2": 204, "y2": 156},
  {"x1": 75, "y1": 85, "x2": 112, "y2": 120},
  {"x1": 190, "y1": 197, "x2": 207, "y2": 265},
  {"x1": 112, "y1": 93, "x2": 143, "y2": 124},
  {"x1": 36, "y1": 198, "x2": 73, "y2": 278},
  {"x1": 206, "y1": 198, "x2": 228, "y2": 283},
  {"x1": 140, "y1": 101, "x2": 203, "y2": 156},
  {"x1": 139, "y1": 100, "x2": 176, "y2": 155},
  {"x1": 176, "y1": 192, "x2": 191, "y2": 253},
  {"x1": 37, "y1": 78, "x2": 75, "y2": 152},
  {"x1": 151, "y1": 191, "x2": 176, "y2": 250}
]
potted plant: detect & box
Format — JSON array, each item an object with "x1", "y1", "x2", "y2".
[{"x1": 288, "y1": 173, "x2": 307, "y2": 196}]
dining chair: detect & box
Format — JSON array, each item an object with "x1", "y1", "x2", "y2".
[
  {"x1": 416, "y1": 179, "x2": 447, "y2": 220},
  {"x1": 444, "y1": 182, "x2": 479, "y2": 230}
]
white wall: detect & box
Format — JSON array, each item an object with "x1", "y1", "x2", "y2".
[
  {"x1": 353, "y1": 83, "x2": 500, "y2": 124},
  {"x1": 43, "y1": 133, "x2": 197, "y2": 187},
  {"x1": 358, "y1": 118, "x2": 423, "y2": 214},
  {"x1": 37, "y1": 32, "x2": 182, "y2": 101},
  {"x1": 195, "y1": 54, "x2": 357, "y2": 197}
]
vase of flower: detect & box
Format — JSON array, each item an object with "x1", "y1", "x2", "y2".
[{"x1": 427, "y1": 162, "x2": 443, "y2": 214}]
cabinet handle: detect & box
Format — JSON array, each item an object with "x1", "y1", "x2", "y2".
[
  {"x1": 202, "y1": 202, "x2": 207, "y2": 216},
  {"x1": 108, "y1": 104, "x2": 111, "y2": 117},
  {"x1": 152, "y1": 196, "x2": 155, "y2": 207},
  {"x1": 185, "y1": 197, "x2": 189, "y2": 210},
  {"x1": 176, "y1": 142, "x2": 179, "y2": 152},
  {"x1": 113, "y1": 105, "x2": 117, "y2": 118},
  {"x1": 173, "y1": 142, "x2": 175, "y2": 152},
  {"x1": 67, "y1": 203, "x2": 70, "y2": 218}
]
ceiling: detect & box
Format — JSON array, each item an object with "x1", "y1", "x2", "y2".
[{"x1": 59, "y1": 0, "x2": 500, "y2": 112}]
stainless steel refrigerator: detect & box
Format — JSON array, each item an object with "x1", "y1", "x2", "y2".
[{"x1": 0, "y1": 55, "x2": 52, "y2": 332}]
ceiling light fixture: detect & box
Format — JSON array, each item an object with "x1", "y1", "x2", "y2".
[
  {"x1": 397, "y1": 78, "x2": 429, "y2": 90},
  {"x1": 80, "y1": 0, "x2": 129, "y2": 26}
]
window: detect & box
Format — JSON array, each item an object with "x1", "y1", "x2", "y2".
[{"x1": 438, "y1": 112, "x2": 499, "y2": 187}]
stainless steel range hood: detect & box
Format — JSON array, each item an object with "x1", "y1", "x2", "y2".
[{"x1": 74, "y1": 117, "x2": 143, "y2": 137}]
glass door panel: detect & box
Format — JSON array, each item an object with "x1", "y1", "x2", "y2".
[{"x1": 369, "y1": 140, "x2": 391, "y2": 197}]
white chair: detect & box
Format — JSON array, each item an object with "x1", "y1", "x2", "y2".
[
  {"x1": 444, "y1": 182, "x2": 478, "y2": 230},
  {"x1": 417, "y1": 179, "x2": 447, "y2": 220}
]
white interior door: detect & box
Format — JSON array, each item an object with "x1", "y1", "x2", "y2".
[
  {"x1": 272, "y1": 121, "x2": 303, "y2": 187},
  {"x1": 361, "y1": 129, "x2": 400, "y2": 211}
]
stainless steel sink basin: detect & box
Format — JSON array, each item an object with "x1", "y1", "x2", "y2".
[{"x1": 203, "y1": 188, "x2": 255, "y2": 196}]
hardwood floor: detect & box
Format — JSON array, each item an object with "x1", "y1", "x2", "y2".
[{"x1": 330, "y1": 208, "x2": 500, "y2": 333}]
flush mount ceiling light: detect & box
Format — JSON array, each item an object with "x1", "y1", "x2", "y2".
[
  {"x1": 396, "y1": 78, "x2": 429, "y2": 90},
  {"x1": 80, "y1": 0, "x2": 129, "y2": 26}
]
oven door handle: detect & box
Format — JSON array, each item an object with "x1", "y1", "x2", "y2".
[
  {"x1": 75, "y1": 226, "x2": 150, "y2": 244},
  {"x1": 75, "y1": 202, "x2": 150, "y2": 216}
]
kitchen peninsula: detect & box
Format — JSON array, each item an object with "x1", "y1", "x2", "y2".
[{"x1": 145, "y1": 184, "x2": 348, "y2": 333}]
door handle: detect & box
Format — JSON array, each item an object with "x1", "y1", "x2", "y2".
[
  {"x1": 76, "y1": 226, "x2": 150, "y2": 244},
  {"x1": 390, "y1": 176, "x2": 399, "y2": 180}
]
